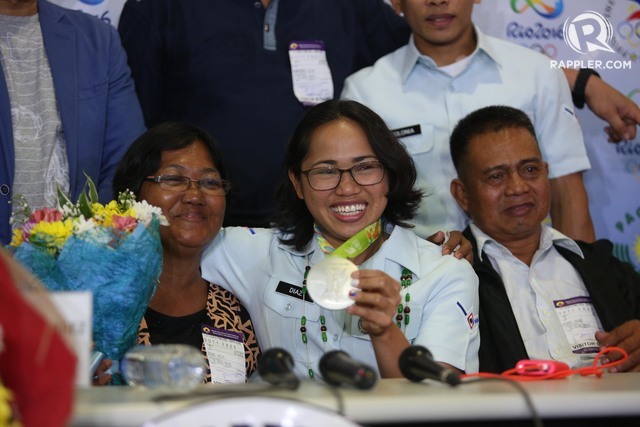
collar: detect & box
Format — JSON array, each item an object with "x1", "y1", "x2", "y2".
[
  {"x1": 277, "y1": 223, "x2": 423, "y2": 278},
  {"x1": 400, "y1": 26, "x2": 501, "y2": 83},
  {"x1": 469, "y1": 222, "x2": 584, "y2": 262}
]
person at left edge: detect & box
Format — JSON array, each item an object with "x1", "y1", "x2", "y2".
[
  {"x1": 0, "y1": 0, "x2": 146, "y2": 245},
  {"x1": 201, "y1": 99, "x2": 479, "y2": 380}
]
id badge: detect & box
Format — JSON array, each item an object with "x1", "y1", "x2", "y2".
[
  {"x1": 553, "y1": 296, "x2": 601, "y2": 354},
  {"x1": 201, "y1": 324, "x2": 246, "y2": 384},
  {"x1": 288, "y1": 40, "x2": 333, "y2": 106}
]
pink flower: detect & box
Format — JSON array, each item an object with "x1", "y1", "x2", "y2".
[
  {"x1": 112, "y1": 215, "x2": 138, "y2": 232},
  {"x1": 20, "y1": 221, "x2": 36, "y2": 242},
  {"x1": 29, "y1": 207, "x2": 63, "y2": 223}
]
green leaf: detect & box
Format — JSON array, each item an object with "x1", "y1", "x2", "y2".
[
  {"x1": 85, "y1": 173, "x2": 99, "y2": 204},
  {"x1": 77, "y1": 191, "x2": 92, "y2": 219},
  {"x1": 57, "y1": 186, "x2": 73, "y2": 209}
]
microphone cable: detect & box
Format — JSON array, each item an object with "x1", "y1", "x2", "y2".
[
  {"x1": 458, "y1": 376, "x2": 543, "y2": 427},
  {"x1": 462, "y1": 346, "x2": 628, "y2": 382},
  {"x1": 457, "y1": 346, "x2": 629, "y2": 427}
]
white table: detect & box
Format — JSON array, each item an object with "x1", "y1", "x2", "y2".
[{"x1": 72, "y1": 373, "x2": 640, "y2": 426}]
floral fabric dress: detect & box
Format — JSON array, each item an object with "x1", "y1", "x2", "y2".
[{"x1": 137, "y1": 282, "x2": 260, "y2": 382}]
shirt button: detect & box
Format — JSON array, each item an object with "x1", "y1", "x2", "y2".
[
  {"x1": 332, "y1": 334, "x2": 338, "y2": 341},
  {"x1": 285, "y1": 303, "x2": 292, "y2": 311},
  {"x1": 264, "y1": 24, "x2": 270, "y2": 32},
  {"x1": 254, "y1": 1, "x2": 261, "y2": 8},
  {"x1": 0, "y1": 184, "x2": 9, "y2": 196}
]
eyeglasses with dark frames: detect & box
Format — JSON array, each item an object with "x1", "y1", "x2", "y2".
[
  {"x1": 300, "y1": 161, "x2": 385, "y2": 191},
  {"x1": 144, "y1": 175, "x2": 230, "y2": 195}
]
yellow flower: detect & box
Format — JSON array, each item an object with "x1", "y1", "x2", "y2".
[
  {"x1": 29, "y1": 219, "x2": 73, "y2": 254},
  {"x1": 121, "y1": 206, "x2": 137, "y2": 219},
  {"x1": 0, "y1": 381, "x2": 22, "y2": 427},
  {"x1": 92, "y1": 201, "x2": 124, "y2": 226},
  {"x1": 9, "y1": 229, "x2": 24, "y2": 247}
]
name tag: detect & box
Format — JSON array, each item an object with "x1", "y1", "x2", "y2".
[
  {"x1": 391, "y1": 124, "x2": 422, "y2": 138},
  {"x1": 275, "y1": 281, "x2": 314, "y2": 303},
  {"x1": 201, "y1": 325, "x2": 246, "y2": 384},
  {"x1": 554, "y1": 296, "x2": 600, "y2": 354},
  {"x1": 289, "y1": 40, "x2": 333, "y2": 106}
]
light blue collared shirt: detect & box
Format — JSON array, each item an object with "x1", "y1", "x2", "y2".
[
  {"x1": 202, "y1": 224, "x2": 480, "y2": 378},
  {"x1": 342, "y1": 27, "x2": 589, "y2": 238}
]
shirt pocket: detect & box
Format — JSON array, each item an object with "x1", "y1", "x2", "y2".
[
  {"x1": 262, "y1": 276, "x2": 323, "y2": 366},
  {"x1": 393, "y1": 122, "x2": 435, "y2": 156}
]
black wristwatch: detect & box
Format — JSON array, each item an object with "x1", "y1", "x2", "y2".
[{"x1": 572, "y1": 68, "x2": 600, "y2": 109}]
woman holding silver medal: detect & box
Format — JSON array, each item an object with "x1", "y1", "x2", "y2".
[{"x1": 202, "y1": 99, "x2": 479, "y2": 379}]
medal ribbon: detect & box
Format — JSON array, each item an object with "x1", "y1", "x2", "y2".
[{"x1": 313, "y1": 220, "x2": 382, "y2": 259}]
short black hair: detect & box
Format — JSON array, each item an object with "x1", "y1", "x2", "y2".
[
  {"x1": 113, "y1": 122, "x2": 227, "y2": 198},
  {"x1": 272, "y1": 99, "x2": 423, "y2": 251},
  {"x1": 450, "y1": 105, "x2": 538, "y2": 178}
]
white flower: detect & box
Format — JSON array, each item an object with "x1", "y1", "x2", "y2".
[
  {"x1": 60, "y1": 203, "x2": 80, "y2": 219},
  {"x1": 132, "y1": 200, "x2": 168, "y2": 226},
  {"x1": 73, "y1": 217, "x2": 98, "y2": 234}
]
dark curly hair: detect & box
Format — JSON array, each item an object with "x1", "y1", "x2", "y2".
[
  {"x1": 113, "y1": 122, "x2": 227, "y2": 199},
  {"x1": 272, "y1": 99, "x2": 423, "y2": 251}
]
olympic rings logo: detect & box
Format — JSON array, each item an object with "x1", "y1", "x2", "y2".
[
  {"x1": 528, "y1": 42, "x2": 559, "y2": 58},
  {"x1": 617, "y1": 11, "x2": 640, "y2": 48},
  {"x1": 510, "y1": 0, "x2": 564, "y2": 19}
]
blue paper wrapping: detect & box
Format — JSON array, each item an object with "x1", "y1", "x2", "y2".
[{"x1": 12, "y1": 216, "x2": 163, "y2": 362}]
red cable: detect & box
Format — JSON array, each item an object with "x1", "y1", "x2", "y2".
[{"x1": 462, "y1": 347, "x2": 629, "y2": 381}]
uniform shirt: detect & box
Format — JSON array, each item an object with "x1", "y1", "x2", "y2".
[
  {"x1": 118, "y1": 0, "x2": 409, "y2": 226},
  {"x1": 470, "y1": 223, "x2": 603, "y2": 368},
  {"x1": 341, "y1": 28, "x2": 590, "y2": 237},
  {"x1": 201, "y1": 224, "x2": 480, "y2": 379}
]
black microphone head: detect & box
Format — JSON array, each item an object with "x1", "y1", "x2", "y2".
[
  {"x1": 399, "y1": 345, "x2": 461, "y2": 386},
  {"x1": 399, "y1": 345, "x2": 433, "y2": 382},
  {"x1": 258, "y1": 347, "x2": 300, "y2": 390},
  {"x1": 319, "y1": 350, "x2": 377, "y2": 390}
]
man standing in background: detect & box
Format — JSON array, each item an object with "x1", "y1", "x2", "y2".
[
  {"x1": 118, "y1": 0, "x2": 409, "y2": 228},
  {"x1": 118, "y1": 0, "x2": 638, "y2": 236},
  {"x1": 342, "y1": 0, "x2": 597, "y2": 242}
]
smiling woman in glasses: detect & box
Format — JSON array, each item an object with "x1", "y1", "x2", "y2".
[
  {"x1": 301, "y1": 161, "x2": 385, "y2": 191},
  {"x1": 201, "y1": 100, "x2": 480, "y2": 380},
  {"x1": 144, "y1": 174, "x2": 231, "y2": 195},
  {"x1": 107, "y1": 122, "x2": 259, "y2": 385}
]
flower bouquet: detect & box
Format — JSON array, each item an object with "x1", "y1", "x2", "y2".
[{"x1": 8, "y1": 177, "x2": 166, "y2": 365}]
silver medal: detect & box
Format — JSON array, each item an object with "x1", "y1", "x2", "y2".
[{"x1": 306, "y1": 256, "x2": 358, "y2": 310}]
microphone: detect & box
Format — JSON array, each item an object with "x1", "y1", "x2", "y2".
[
  {"x1": 399, "y1": 345, "x2": 461, "y2": 386},
  {"x1": 319, "y1": 350, "x2": 377, "y2": 390},
  {"x1": 257, "y1": 347, "x2": 300, "y2": 390}
]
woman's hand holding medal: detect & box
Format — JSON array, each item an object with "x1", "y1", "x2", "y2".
[{"x1": 347, "y1": 269, "x2": 401, "y2": 337}]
